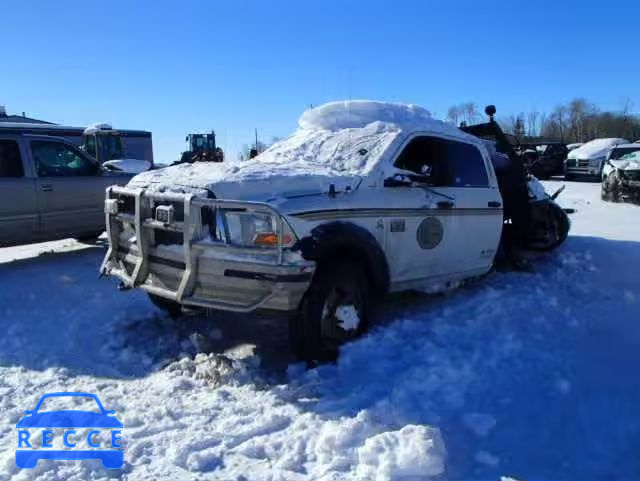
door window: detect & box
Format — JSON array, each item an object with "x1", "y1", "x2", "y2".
[
  {"x1": 31, "y1": 141, "x2": 98, "y2": 177},
  {"x1": 393, "y1": 136, "x2": 489, "y2": 187},
  {"x1": 0, "y1": 140, "x2": 25, "y2": 177}
]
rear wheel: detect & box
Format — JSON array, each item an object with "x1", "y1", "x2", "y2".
[
  {"x1": 527, "y1": 202, "x2": 569, "y2": 251},
  {"x1": 289, "y1": 259, "x2": 373, "y2": 363},
  {"x1": 147, "y1": 293, "x2": 182, "y2": 318}
]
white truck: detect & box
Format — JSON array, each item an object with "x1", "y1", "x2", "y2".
[{"x1": 100, "y1": 101, "x2": 567, "y2": 361}]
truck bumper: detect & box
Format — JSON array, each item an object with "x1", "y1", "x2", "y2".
[
  {"x1": 565, "y1": 160, "x2": 600, "y2": 177},
  {"x1": 100, "y1": 186, "x2": 314, "y2": 312}
]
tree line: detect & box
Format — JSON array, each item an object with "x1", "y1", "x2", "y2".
[{"x1": 446, "y1": 98, "x2": 640, "y2": 143}]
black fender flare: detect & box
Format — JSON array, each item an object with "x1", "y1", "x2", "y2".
[{"x1": 293, "y1": 221, "x2": 390, "y2": 295}]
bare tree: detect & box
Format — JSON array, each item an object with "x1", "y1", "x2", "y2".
[
  {"x1": 526, "y1": 110, "x2": 540, "y2": 137},
  {"x1": 446, "y1": 106, "x2": 461, "y2": 125}
]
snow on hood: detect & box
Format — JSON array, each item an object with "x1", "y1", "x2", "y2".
[
  {"x1": 128, "y1": 100, "x2": 471, "y2": 199},
  {"x1": 611, "y1": 151, "x2": 640, "y2": 171},
  {"x1": 567, "y1": 138, "x2": 629, "y2": 160}
]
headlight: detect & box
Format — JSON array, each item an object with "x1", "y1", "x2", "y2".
[
  {"x1": 223, "y1": 210, "x2": 296, "y2": 248},
  {"x1": 589, "y1": 156, "x2": 605, "y2": 166}
]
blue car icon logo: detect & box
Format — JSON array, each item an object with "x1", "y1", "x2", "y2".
[{"x1": 16, "y1": 392, "x2": 123, "y2": 469}]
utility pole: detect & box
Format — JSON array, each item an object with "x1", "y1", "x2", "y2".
[{"x1": 254, "y1": 128, "x2": 258, "y2": 152}]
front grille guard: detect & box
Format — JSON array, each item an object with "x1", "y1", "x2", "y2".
[{"x1": 101, "y1": 185, "x2": 288, "y2": 311}]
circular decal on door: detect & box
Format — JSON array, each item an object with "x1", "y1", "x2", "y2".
[{"x1": 417, "y1": 217, "x2": 443, "y2": 249}]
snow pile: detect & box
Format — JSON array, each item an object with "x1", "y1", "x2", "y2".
[
  {"x1": 567, "y1": 138, "x2": 629, "y2": 160},
  {"x1": 356, "y1": 425, "x2": 445, "y2": 480},
  {"x1": 128, "y1": 100, "x2": 472, "y2": 197}
]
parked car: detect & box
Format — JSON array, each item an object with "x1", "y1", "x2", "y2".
[
  {"x1": 0, "y1": 121, "x2": 154, "y2": 166},
  {"x1": 565, "y1": 138, "x2": 629, "y2": 180},
  {"x1": 0, "y1": 132, "x2": 134, "y2": 247},
  {"x1": 601, "y1": 144, "x2": 640, "y2": 203},
  {"x1": 100, "y1": 101, "x2": 568, "y2": 361}
]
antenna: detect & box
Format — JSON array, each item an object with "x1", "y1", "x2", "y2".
[{"x1": 255, "y1": 128, "x2": 258, "y2": 151}]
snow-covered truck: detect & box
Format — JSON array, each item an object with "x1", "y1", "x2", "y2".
[{"x1": 100, "y1": 101, "x2": 563, "y2": 361}]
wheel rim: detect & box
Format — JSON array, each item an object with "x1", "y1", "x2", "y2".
[{"x1": 320, "y1": 286, "x2": 363, "y2": 345}]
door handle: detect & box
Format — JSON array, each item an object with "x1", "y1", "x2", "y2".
[
  {"x1": 41, "y1": 184, "x2": 53, "y2": 192},
  {"x1": 437, "y1": 200, "x2": 454, "y2": 209},
  {"x1": 488, "y1": 201, "x2": 501, "y2": 208}
]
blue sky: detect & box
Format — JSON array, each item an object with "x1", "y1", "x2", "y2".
[{"x1": 2, "y1": 0, "x2": 638, "y2": 162}]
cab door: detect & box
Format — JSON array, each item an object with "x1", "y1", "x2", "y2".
[
  {"x1": 439, "y1": 139, "x2": 503, "y2": 274},
  {"x1": 30, "y1": 139, "x2": 106, "y2": 238},
  {"x1": 380, "y1": 134, "x2": 502, "y2": 284},
  {"x1": 377, "y1": 135, "x2": 458, "y2": 283},
  {"x1": 0, "y1": 136, "x2": 39, "y2": 246}
]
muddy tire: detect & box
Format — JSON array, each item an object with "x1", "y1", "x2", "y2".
[
  {"x1": 289, "y1": 258, "x2": 373, "y2": 363},
  {"x1": 148, "y1": 293, "x2": 182, "y2": 318},
  {"x1": 527, "y1": 202, "x2": 569, "y2": 252}
]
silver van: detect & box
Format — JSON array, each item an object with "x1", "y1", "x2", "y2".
[{"x1": 0, "y1": 131, "x2": 134, "y2": 247}]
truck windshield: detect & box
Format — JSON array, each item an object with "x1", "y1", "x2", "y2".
[{"x1": 610, "y1": 146, "x2": 640, "y2": 160}]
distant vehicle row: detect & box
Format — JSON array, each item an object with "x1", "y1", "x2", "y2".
[{"x1": 564, "y1": 138, "x2": 630, "y2": 180}]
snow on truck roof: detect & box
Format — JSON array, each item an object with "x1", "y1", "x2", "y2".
[
  {"x1": 132, "y1": 100, "x2": 476, "y2": 191},
  {"x1": 568, "y1": 138, "x2": 630, "y2": 159}
]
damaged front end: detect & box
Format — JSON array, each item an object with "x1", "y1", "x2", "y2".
[
  {"x1": 100, "y1": 186, "x2": 314, "y2": 312},
  {"x1": 602, "y1": 170, "x2": 640, "y2": 204}
]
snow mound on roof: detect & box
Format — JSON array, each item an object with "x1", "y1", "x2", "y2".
[
  {"x1": 568, "y1": 138, "x2": 629, "y2": 159},
  {"x1": 299, "y1": 100, "x2": 432, "y2": 131},
  {"x1": 130, "y1": 100, "x2": 471, "y2": 195}
]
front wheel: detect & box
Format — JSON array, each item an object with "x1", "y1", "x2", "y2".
[{"x1": 289, "y1": 259, "x2": 373, "y2": 362}]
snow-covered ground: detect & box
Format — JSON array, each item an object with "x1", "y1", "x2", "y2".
[{"x1": 1, "y1": 180, "x2": 639, "y2": 480}]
